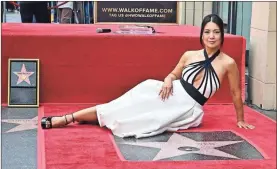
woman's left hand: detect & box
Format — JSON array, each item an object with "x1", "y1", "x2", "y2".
[{"x1": 237, "y1": 121, "x2": 255, "y2": 129}]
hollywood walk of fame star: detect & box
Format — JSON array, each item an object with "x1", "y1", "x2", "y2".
[
  {"x1": 13, "y1": 64, "x2": 34, "y2": 85},
  {"x1": 1, "y1": 116, "x2": 38, "y2": 133},
  {"x1": 120, "y1": 133, "x2": 244, "y2": 161}
]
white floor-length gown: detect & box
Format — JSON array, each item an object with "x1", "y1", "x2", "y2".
[
  {"x1": 96, "y1": 50, "x2": 220, "y2": 138},
  {"x1": 96, "y1": 79, "x2": 204, "y2": 138}
]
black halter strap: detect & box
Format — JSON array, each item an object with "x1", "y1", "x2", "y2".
[{"x1": 203, "y1": 49, "x2": 220, "y2": 68}]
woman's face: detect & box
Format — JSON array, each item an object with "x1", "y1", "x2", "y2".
[{"x1": 202, "y1": 22, "x2": 221, "y2": 49}]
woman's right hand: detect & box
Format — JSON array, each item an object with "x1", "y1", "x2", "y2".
[{"x1": 159, "y1": 77, "x2": 174, "y2": 101}]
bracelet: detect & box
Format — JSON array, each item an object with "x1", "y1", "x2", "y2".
[{"x1": 170, "y1": 73, "x2": 178, "y2": 79}]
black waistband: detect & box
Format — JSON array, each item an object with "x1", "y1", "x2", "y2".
[{"x1": 180, "y1": 79, "x2": 207, "y2": 106}]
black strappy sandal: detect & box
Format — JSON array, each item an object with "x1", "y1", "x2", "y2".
[{"x1": 41, "y1": 114, "x2": 75, "y2": 129}]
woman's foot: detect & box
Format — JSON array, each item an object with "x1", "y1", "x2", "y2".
[{"x1": 41, "y1": 114, "x2": 75, "y2": 129}]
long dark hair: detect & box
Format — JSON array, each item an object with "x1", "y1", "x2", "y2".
[{"x1": 200, "y1": 14, "x2": 224, "y2": 46}]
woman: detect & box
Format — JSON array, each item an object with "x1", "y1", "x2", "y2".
[{"x1": 41, "y1": 14, "x2": 255, "y2": 138}]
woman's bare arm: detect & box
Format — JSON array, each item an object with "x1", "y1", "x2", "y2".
[
  {"x1": 227, "y1": 58, "x2": 255, "y2": 129},
  {"x1": 159, "y1": 51, "x2": 190, "y2": 100},
  {"x1": 227, "y1": 59, "x2": 244, "y2": 121}
]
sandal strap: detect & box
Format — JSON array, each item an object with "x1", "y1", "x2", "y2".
[
  {"x1": 64, "y1": 114, "x2": 75, "y2": 124},
  {"x1": 64, "y1": 115, "x2": 68, "y2": 125}
]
